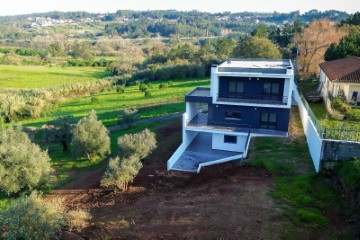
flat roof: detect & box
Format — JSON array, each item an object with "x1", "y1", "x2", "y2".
[
  {"x1": 217, "y1": 58, "x2": 293, "y2": 74},
  {"x1": 186, "y1": 87, "x2": 211, "y2": 97}
]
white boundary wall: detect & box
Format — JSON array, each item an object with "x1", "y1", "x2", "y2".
[{"x1": 293, "y1": 89, "x2": 322, "y2": 172}]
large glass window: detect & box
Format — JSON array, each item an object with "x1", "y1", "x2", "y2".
[
  {"x1": 225, "y1": 110, "x2": 242, "y2": 120},
  {"x1": 228, "y1": 80, "x2": 244, "y2": 98},
  {"x1": 260, "y1": 112, "x2": 277, "y2": 130},
  {"x1": 263, "y1": 83, "x2": 280, "y2": 96}
]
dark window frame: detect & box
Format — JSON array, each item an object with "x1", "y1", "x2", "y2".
[
  {"x1": 263, "y1": 82, "x2": 280, "y2": 96},
  {"x1": 225, "y1": 110, "x2": 242, "y2": 120},
  {"x1": 224, "y1": 135, "x2": 237, "y2": 144},
  {"x1": 228, "y1": 80, "x2": 244, "y2": 98},
  {"x1": 260, "y1": 112, "x2": 277, "y2": 130}
]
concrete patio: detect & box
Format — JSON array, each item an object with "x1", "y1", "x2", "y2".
[{"x1": 171, "y1": 132, "x2": 244, "y2": 172}]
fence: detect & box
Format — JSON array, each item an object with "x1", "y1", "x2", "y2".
[{"x1": 294, "y1": 86, "x2": 360, "y2": 172}]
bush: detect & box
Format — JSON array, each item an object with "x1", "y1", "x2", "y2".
[
  {"x1": 66, "y1": 209, "x2": 92, "y2": 231},
  {"x1": 0, "y1": 192, "x2": 65, "y2": 239},
  {"x1": 331, "y1": 97, "x2": 344, "y2": 110},
  {"x1": 71, "y1": 110, "x2": 110, "y2": 160},
  {"x1": 116, "y1": 85, "x2": 125, "y2": 93},
  {"x1": 120, "y1": 108, "x2": 138, "y2": 128},
  {"x1": 347, "y1": 109, "x2": 360, "y2": 120},
  {"x1": 335, "y1": 158, "x2": 360, "y2": 190},
  {"x1": 90, "y1": 96, "x2": 99, "y2": 104},
  {"x1": 144, "y1": 90, "x2": 152, "y2": 98},
  {"x1": 139, "y1": 83, "x2": 147, "y2": 92},
  {"x1": 331, "y1": 97, "x2": 350, "y2": 114},
  {"x1": 0, "y1": 125, "x2": 53, "y2": 195},
  {"x1": 159, "y1": 83, "x2": 169, "y2": 89}
]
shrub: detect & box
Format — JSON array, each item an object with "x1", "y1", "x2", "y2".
[
  {"x1": 347, "y1": 109, "x2": 360, "y2": 120},
  {"x1": 116, "y1": 85, "x2": 125, "y2": 93},
  {"x1": 0, "y1": 125, "x2": 53, "y2": 195},
  {"x1": 335, "y1": 158, "x2": 360, "y2": 190},
  {"x1": 139, "y1": 83, "x2": 147, "y2": 92},
  {"x1": 331, "y1": 97, "x2": 343, "y2": 110},
  {"x1": 90, "y1": 96, "x2": 99, "y2": 104},
  {"x1": 120, "y1": 108, "x2": 138, "y2": 128},
  {"x1": 71, "y1": 110, "x2": 110, "y2": 160},
  {"x1": 66, "y1": 209, "x2": 92, "y2": 231},
  {"x1": 331, "y1": 97, "x2": 350, "y2": 114},
  {"x1": 159, "y1": 83, "x2": 169, "y2": 89},
  {"x1": 144, "y1": 90, "x2": 152, "y2": 98},
  {"x1": 0, "y1": 192, "x2": 65, "y2": 239}
]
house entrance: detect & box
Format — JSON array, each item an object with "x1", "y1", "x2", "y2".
[{"x1": 351, "y1": 91, "x2": 358, "y2": 102}]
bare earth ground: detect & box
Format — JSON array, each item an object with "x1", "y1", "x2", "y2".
[{"x1": 48, "y1": 110, "x2": 339, "y2": 239}]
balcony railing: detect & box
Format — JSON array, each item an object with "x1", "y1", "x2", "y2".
[
  {"x1": 186, "y1": 113, "x2": 251, "y2": 133},
  {"x1": 217, "y1": 93, "x2": 288, "y2": 105}
]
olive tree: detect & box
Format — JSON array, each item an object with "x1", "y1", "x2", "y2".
[
  {"x1": 101, "y1": 155, "x2": 142, "y2": 191},
  {"x1": 0, "y1": 192, "x2": 65, "y2": 239},
  {"x1": 0, "y1": 191, "x2": 92, "y2": 238},
  {"x1": 71, "y1": 110, "x2": 110, "y2": 160},
  {"x1": 43, "y1": 116, "x2": 75, "y2": 152},
  {"x1": 118, "y1": 128, "x2": 157, "y2": 159},
  {"x1": 101, "y1": 129, "x2": 157, "y2": 191},
  {"x1": 0, "y1": 125, "x2": 53, "y2": 195},
  {"x1": 119, "y1": 108, "x2": 138, "y2": 128}
]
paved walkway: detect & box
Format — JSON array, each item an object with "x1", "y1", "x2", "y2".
[{"x1": 107, "y1": 112, "x2": 182, "y2": 132}]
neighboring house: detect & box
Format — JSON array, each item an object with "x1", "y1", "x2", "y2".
[
  {"x1": 319, "y1": 56, "x2": 360, "y2": 107},
  {"x1": 167, "y1": 58, "x2": 295, "y2": 173}
]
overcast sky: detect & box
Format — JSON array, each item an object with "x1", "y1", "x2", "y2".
[{"x1": 0, "y1": 0, "x2": 359, "y2": 16}]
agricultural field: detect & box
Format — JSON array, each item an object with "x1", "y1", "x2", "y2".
[
  {"x1": 0, "y1": 65, "x2": 109, "y2": 89},
  {"x1": 20, "y1": 78, "x2": 210, "y2": 127}
]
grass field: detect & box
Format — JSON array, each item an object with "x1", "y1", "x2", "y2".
[
  {"x1": 0, "y1": 65, "x2": 109, "y2": 88},
  {"x1": 21, "y1": 78, "x2": 210, "y2": 127}
]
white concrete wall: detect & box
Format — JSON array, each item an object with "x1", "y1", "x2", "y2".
[
  {"x1": 186, "y1": 102, "x2": 198, "y2": 122},
  {"x1": 293, "y1": 88, "x2": 323, "y2": 172},
  {"x1": 211, "y1": 66, "x2": 218, "y2": 102},
  {"x1": 211, "y1": 133, "x2": 246, "y2": 152},
  {"x1": 167, "y1": 114, "x2": 198, "y2": 170}
]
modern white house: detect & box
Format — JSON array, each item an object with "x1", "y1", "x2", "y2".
[
  {"x1": 319, "y1": 56, "x2": 360, "y2": 107},
  {"x1": 167, "y1": 58, "x2": 295, "y2": 173}
]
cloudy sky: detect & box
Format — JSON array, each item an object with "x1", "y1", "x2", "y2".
[{"x1": 0, "y1": 0, "x2": 359, "y2": 16}]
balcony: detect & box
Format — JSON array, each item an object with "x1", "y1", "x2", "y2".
[
  {"x1": 217, "y1": 93, "x2": 288, "y2": 105},
  {"x1": 186, "y1": 113, "x2": 287, "y2": 137}
]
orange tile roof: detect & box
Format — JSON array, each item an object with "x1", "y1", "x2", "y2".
[{"x1": 319, "y1": 56, "x2": 360, "y2": 83}]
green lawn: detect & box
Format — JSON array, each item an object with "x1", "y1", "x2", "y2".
[
  {"x1": 0, "y1": 64, "x2": 109, "y2": 89},
  {"x1": 21, "y1": 78, "x2": 209, "y2": 127},
  {"x1": 310, "y1": 103, "x2": 360, "y2": 130}
]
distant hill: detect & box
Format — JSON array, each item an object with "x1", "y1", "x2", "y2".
[{"x1": 0, "y1": 9, "x2": 349, "y2": 40}]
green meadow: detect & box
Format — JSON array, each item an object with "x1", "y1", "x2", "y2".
[
  {"x1": 0, "y1": 65, "x2": 109, "y2": 89},
  {"x1": 20, "y1": 78, "x2": 210, "y2": 127}
]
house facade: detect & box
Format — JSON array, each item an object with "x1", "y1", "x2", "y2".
[
  {"x1": 167, "y1": 58, "x2": 295, "y2": 173},
  {"x1": 319, "y1": 56, "x2": 360, "y2": 107}
]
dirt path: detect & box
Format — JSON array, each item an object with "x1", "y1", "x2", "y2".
[{"x1": 107, "y1": 112, "x2": 182, "y2": 132}]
